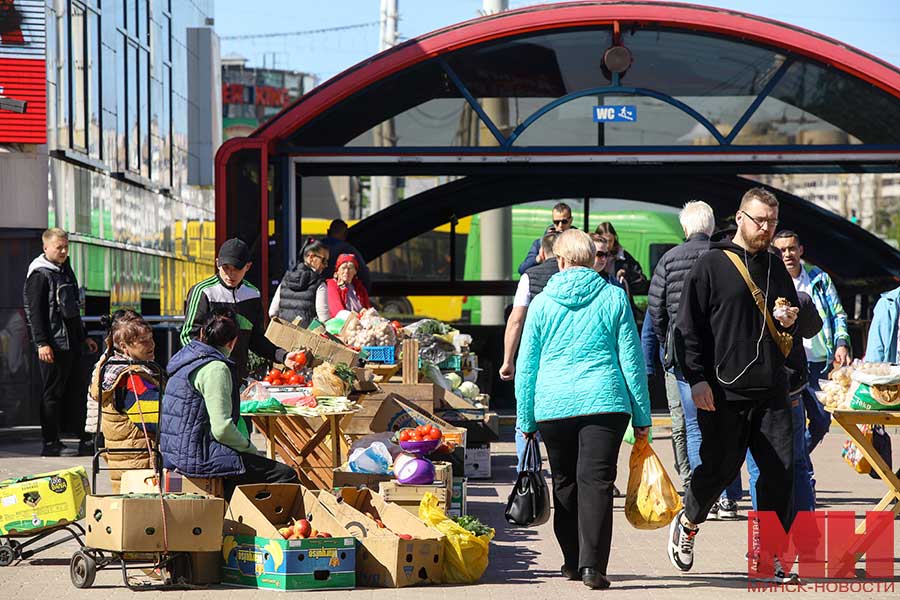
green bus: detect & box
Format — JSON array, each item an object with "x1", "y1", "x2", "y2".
[{"x1": 461, "y1": 207, "x2": 684, "y2": 323}]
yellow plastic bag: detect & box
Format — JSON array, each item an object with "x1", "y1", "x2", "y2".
[
  {"x1": 418, "y1": 492, "x2": 494, "y2": 583},
  {"x1": 625, "y1": 437, "x2": 683, "y2": 530}
]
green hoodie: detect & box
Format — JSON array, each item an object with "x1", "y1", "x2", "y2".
[{"x1": 515, "y1": 267, "x2": 651, "y2": 433}]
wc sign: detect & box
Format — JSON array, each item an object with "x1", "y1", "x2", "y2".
[{"x1": 592, "y1": 105, "x2": 636, "y2": 122}]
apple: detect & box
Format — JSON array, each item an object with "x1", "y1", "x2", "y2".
[
  {"x1": 278, "y1": 526, "x2": 293, "y2": 539},
  {"x1": 294, "y1": 519, "x2": 312, "y2": 539}
]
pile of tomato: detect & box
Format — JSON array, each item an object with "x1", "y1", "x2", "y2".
[
  {"x1": 399, "y1": 424, "x2": 443, "y2": 442},
  {"x1": 263, "y1": 368, "x2": 308, "y2": 386}
]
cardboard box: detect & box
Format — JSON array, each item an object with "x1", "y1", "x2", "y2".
[
  {"x1": 465, "y1": 443, "x2": 492, "y2": 479},
  {"x1": 319, "y1": 488, "x2": 444, "y2": 587},
  {"x1": 0, "y1": 466, "x2": 90, "y2": 535},
  {"x1": 427, "y1": 444, "x2": 465, "y2": 477},
  {"x1": 378, "y1": 482, "x2": 449, "y2": 517},
  {"x1": 190, "y1": 551, "x2": 223, "y2": 585},
  {"x1": 85, "y1": 494, "x2": 225, "y2": 552},
  {"x1": 345, "y1": 384, "x2": 438, "y2": 436},
  {"x1": 449, "y1": 478, "x2": 466, "y2": 519},
  {"x1": 222, "y1": 484, "x2": 356, "y2": 591},
  {"x1": 119, "y1": 469, "x2": 224, "y2": 498},
  {"x1": 266, "y1": 317, "x2": 359, "y2": 367},
  {"x1": 369, "y1": 395, "x2": 467, "y2": 448}
]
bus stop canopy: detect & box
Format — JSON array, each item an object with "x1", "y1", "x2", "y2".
[{"x1": 215, "y1": 1, "x2": 900, "y2": 303}]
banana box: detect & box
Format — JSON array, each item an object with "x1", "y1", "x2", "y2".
[
  {"x1": 0, "y1": 466, "x2": 90, "y2": 535},
  {"x1": 222, "y1": 484, "x2": 356, "y2": 591}
]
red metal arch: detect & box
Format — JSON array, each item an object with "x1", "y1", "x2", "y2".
[{"x1": 252, "y1": 0, "x2": 900, "y2": 146}]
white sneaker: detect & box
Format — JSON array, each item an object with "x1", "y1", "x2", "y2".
[
  {"x1": 667, "y1": 510, "x2": 698, "y2": 572},
  {"x1": 706, "y1": 502, "x2": 719, "y2": 521},
  {"x1": 717, "y1": 499, "x2": 739, "y2": 520}
]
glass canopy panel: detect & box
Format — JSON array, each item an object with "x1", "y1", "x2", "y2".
[
  {"x1": 737, "y1": 61, "x2": 900, "y2": 145},
  {"x1": 514, "y1": 95, "x2": 709, "y2": 146},
  {"x1": 286, "y1": 24, "x2": 900, "y2": 149}
]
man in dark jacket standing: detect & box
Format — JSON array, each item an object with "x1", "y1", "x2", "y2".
[
  {"x1": 666, "y1": 189, "x2": 800, "y2": 580},
  {"x1": 648, "y1": 201, "x2": 715, "y2": 489},
  {"x1": 517, "y1": 202, "x2": 574, "y2": 274},
  {"x1": 181, "y1": 238, "x2": 304, "y2": 380},
  {"x1": 24, "y1": 228, "x2": 98, "y2": 456}
]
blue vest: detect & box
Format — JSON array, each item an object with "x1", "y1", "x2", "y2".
[{"x1": 160, "y1": 340, "x2": 245, "y2": 478}]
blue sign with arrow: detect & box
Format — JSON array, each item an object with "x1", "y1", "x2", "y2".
[{"x1": 592, "y1": 105, "x2": 637, "y2": 122}]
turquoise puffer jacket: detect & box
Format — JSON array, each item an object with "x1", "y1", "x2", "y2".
[{"x1": 515, "y1": 267, "x2": 651, "y2": 433}]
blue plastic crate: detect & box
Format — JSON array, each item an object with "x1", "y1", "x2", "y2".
[
  {"x1": 362, "y1": 345, "x2": 396, "y2": 364},
  {"x1": 419, "y1": 354, "x2": 462, "y2": 370}
]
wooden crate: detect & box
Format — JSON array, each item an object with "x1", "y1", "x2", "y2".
[{"x1": 378, "y1": 481, "x2": 450, "y2": 517}]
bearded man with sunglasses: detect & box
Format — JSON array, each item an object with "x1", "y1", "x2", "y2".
[
  {"x1": 667, "y1": 188, "x2": 804, "y2": 583},
  {"x1": 517, "y1": 202, "x2": 575, "y2": 274}
]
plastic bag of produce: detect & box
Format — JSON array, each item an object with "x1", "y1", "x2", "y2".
[
  {"x1": 312, "y1": 362, "x2": 352, "y2": 397},
  {"x1": 841, "y1": 425, "x2": 872, "y2": 474},
  {"x1": 625, "y1": 437, "x2": 682, "y2": 530},
  {"x1": 418, "y1": 492, "x2": 493, "y2": 583},
  {"x1": 348, "y1": 442, "x2": 393, "y2": 474},
  {"x1": 849, "y1": 382, "x2": 900, "y2": 410},
  {"x1": 239, "y1": 398, "x2": 286, "y2": 414}
]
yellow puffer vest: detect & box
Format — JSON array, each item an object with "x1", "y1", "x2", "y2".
[{"x1": 88, "y1": 355, "x2": 161, "y2": 493}]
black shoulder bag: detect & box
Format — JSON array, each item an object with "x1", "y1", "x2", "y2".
[{"x1": 504, "y1": 437, "x2": 551, "y2": 527}]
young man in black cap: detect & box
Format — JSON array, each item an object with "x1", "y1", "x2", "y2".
[{"x1": 180, "y1": 238, "x2": 304, "y2": 378}]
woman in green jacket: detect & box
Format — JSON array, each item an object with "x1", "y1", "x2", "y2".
[{"x1": 515, "y1": 229, "x2": 652, "y2": 590}]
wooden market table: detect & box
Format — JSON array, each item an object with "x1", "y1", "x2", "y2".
[
  {"x1": 243, "y1": 409, "x2": 358, "y2": 491},
  {"x1": 827, "y1": 408, "x2": 900, "y2": 534}
]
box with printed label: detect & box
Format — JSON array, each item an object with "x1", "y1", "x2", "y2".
[
  {"x1": 465, "y1": 443, "x2": 492, "y2": 479},
  {"x1": 449, "y1": 478, "x2": 467, "y2": 519},
  {"x1": 319, "y1": 488, "x2": 444, "y2": 587},
  {"x1": 85, "y1": 493, "x2": 225, "y2": 552},
  {"x1": 222, "y1": 484, "x2": 356, "y2": 591},
  {"x1": 0, "y1": 466, "x2": 90, "y2": 535}
]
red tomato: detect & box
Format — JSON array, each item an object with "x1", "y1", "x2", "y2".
[
  {"x1": 263, "y1": 375, "x2": 272, "y2": 384},
  {"x1": 399, "y1": 430, "x2": 411, "y2": 442},
  {"x1": 288, "y1": 373, "x2": 302, "y2": 385},
  {"x1": 415, "y1": 425, "x2": 428, "y2": 436},
  {"x1": 268, "y1": 368, "x2": 282, "y2": 379},
  {"x1": 294, "y1": 352, "x2": 308, "y2": 368},
  {"x1": 411, "y1": 433, "x2": 423, "y2": 442},
  {"x1": 390, "y1": 320, "x2": 402, "y2": 330},
  {"x1": 296, "y1": 374, "x2": 306, "y2": 385},
  {"x1": 427, "y1": 429, "x2": 442, "y2": 441}
]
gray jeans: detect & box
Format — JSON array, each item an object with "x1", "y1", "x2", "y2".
[{"x1": 665, "y1": 370, "x2": 691, "y2": 489}]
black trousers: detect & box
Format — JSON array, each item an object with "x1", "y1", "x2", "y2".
[
  {"x1": 537, "y1": 412, "x2": 630, "y2": 574},
  {"x1": 684, "y1": 395, "x2": 794, "y2": 530},
  {"x1": 37, "y1": 348, "x2": 82, "y2": 443},
  {"x1": 224, "y1": 452, "x2": 300, "y2": 501}
]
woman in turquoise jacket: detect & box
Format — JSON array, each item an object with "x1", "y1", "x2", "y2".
[{"x1": 516, "y1": 229, "x2": 651, "y2": 590}]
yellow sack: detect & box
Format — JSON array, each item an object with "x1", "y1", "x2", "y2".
[
  {"x1": 418, "y1": 492, "x2": 494, "y2": 583},
  {"x1": 625, "y1": 437, "x2": 683, "y2": 530}
]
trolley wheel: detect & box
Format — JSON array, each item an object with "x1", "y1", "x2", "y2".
[
  {"x1": 0, "y1": 543, "x2": 17, "y2": 566},
  {"x1": 70, "y1": 550, "x2": 97, "y2": 588}
]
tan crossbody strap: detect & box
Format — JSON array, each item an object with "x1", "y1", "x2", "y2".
[{"x1": 723, "y1": 250, "x2": 792, "y2": 358}]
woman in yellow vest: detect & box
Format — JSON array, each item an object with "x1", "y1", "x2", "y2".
[{"x1": 86, "y1": 310, "x2": 161, "y2": 492}]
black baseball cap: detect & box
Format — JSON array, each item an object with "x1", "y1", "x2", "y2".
[{"x1": 218, "y1": 238, "x2": 250, "y2": 269}]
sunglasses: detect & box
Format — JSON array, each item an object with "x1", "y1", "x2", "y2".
[{"x1": 552, "y1": 219, "x2": 570, "y2": 226}]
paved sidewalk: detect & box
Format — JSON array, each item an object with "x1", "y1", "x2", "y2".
[{"x1": 0, "y1": 426, "x2": 897, "y2": 598}]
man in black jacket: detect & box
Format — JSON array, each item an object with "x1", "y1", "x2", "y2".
[
  {"x1": 647, "y1": 201, "x2": 715, "y2": 491},
  {"x1": 667, "y1": 188, "x2": 801, "y2": 578},
  {"x1": 180, "y1": 238, "x2": 304, "y2": 380},
  {"x1": 24, "y1": 228, "x2": 98, "y2": 456}
]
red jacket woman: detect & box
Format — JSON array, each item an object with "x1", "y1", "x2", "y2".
[{"x1": 326, "y1": 253, "x2": 371, "y2": 317}]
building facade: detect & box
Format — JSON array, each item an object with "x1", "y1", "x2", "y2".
[{"x1": 0, "y1": 0, "x2": 220, "y2": 428}]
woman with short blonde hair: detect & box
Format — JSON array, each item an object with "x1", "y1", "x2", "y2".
[{"x1": 516, "y1": 228, "x2": 651, "y2": 589}]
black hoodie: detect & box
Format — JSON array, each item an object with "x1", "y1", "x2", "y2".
[{"x1": 674, "y1": 238, "x2": 800, "y2": 402}]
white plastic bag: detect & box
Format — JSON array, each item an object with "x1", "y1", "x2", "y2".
[{"x1": 348, "y1": 441, "x2": 394, "y2": 474}]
